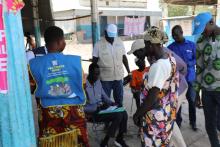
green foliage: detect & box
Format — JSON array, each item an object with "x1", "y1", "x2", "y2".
[{"x1": 168, "y1": 5, "x2": 189, "y2": 17}]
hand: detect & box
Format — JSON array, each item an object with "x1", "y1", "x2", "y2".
[
  {"x1": 123, "y1": 75, "x2": 132, "y2": 86},
  {"x1": 133, "y1": 111, "x2": 142, "y2": 127}
]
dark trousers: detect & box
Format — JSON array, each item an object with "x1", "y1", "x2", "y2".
[
  {"x1": 202, "y1": 90, "x2": 220, "y2": 147},
  {"x1": 217, "y1": 105, "x2": 220, "y2": 131},
  {"x1": 101, "y1": 80, "x2": 123, "y2": 106},
  {"x1": 176, "y1": 82, "x2": 196, "y2": 126},
  {"x1": 94, "y1": 111, "x2": 128, "y2": 138},
  {"x1": 132, "y1": 92, "x2": 141, "y2": 109}
]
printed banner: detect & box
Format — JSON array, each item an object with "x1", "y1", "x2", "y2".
[
  {"x1": 0, "y1": 1, "x2": 8, "y2": 94},
  {"x1": 6, "y1": 0, "x2": 24, "y2": 13}
]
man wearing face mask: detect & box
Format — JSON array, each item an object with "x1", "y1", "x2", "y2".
[
  {"x1": 193, "y1": 12, "x2": 220, "y2": 147},
  {"x1": 92, "y1": 24, "x2": 130, "y2": 107}
]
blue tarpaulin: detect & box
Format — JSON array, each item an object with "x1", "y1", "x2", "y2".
[{"x1": 0, "y1": 11, "x2": 36, "y2": 147}]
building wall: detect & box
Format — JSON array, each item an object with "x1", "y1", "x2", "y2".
[
  {"x1": 79, "y1": 0, "x2": 147, "y2": 8},
  {"x1": 150, "y1": 16, "x2": 161, "y2": 28},
  {"x1": 163, "y1": 18, "x2": 197, "y2": 46},
  {"x1": 53, "y1": 10, "x2": 76, "y2": 34},
  {"x1": 76, "y1": 17, "x2": 92, "y2": 40}
]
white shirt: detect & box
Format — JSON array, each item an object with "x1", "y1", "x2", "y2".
[{"x1": 147, "y1": 58, "x2": 172, "y2": 90}]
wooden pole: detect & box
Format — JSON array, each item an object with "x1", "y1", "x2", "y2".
[{"x1": 90, "y1": 0, "x2": 100, "y2": 46}]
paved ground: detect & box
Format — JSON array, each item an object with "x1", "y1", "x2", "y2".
[
  {"x1": 87, "y1": 86, "x2": 211, "y2": 147},
  {"x1": 63, "y1": 40, "x2": 213, "y2": 147}
]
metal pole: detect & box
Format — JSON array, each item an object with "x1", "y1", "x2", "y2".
[
  {"x1": 90, "y1": 0, "x2": 100, "y2": 46},
  {"x1": 31, "y1": 0, "x2": 41, "y2": 47}
]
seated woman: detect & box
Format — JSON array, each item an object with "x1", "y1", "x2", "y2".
[{"x1": 84, "y1": 63, "x2": 129, "y2": 147}]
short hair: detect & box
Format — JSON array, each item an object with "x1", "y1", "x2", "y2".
[
  {"x1": 88, "y1": 63, "x2": 99, "y2": 74},
  {"x1": 172, "y1": 25, "x2": 183, "y2": 33},
  {"x1": 44, "y1": 26, "x2": 64, "y2": 45}
]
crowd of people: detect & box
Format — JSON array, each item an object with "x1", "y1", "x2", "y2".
[{"x1": 26, "y1": 11, "x2": 220, "y2": 147}]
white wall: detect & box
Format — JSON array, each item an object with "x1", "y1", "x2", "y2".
[
  {"x1": 51, "y1": 0, "x2": 79, "y2": 12},
  {"x1": 150, "y1": 16, "x2": 161, "y2": 27}
]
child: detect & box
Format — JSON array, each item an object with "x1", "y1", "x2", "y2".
[{"x1": 130, "y1": 58, "x2": 149, "y2": 109}]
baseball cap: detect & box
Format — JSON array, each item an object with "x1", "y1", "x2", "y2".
[
  {"x1": 193, "y1": 12, "x2": 212, "y2": 35},
  {"x1": 106, "y1": 24, "x2": 118, "y2": 38},
  {"x1": 127, "y1": 39, "x2": 145, "y2": 55}
]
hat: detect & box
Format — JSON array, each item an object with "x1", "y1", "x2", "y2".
[
  {"x1": 193, "y1": 12, "x2": 212, "y2": 35},
  {"x1": 127, "y1": 39, "x2": 145, "y2": 55},
  {"x1": 106, "y1": 24, "x2": 118, "y2": 37},
  {"x1": 146, "y1": 27, "x2": 168, "y2": 44}
]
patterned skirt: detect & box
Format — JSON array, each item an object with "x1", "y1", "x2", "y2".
[
  {"x1": 141, "y1": 94, "x2": 177, "y2": 147},
  {"x1": 37, "y1": 101, "x2": 89, "y2": 147}
]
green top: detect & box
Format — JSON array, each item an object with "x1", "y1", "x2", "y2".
[{"x1": 194, "y1": 35, "x2": 220, "y2": 92}]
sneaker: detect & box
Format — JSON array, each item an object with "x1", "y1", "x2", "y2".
[{"x1": 114, "y1": 138, "x2": 129, "y2": 147}]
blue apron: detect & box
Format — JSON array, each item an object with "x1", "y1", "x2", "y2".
[{"x1": 30, "y1": 53, "x2": 86, "y2": 107}]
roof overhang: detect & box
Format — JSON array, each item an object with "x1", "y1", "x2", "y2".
[
  {"x1": 163, "y1": 0, "x2": 217, "y2": 5},
  {"x1": 74, "y1": 6, "x2": 162, "y2": 17},
  {"x1": 162, "y1": 15, "x2": 194, "y2": 20}
]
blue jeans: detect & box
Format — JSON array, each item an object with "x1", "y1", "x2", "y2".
[
  {"x1": 101, "y1": 80, "x2": 123, "y2": 106},
  {"x1": 176, "y1": 82, "x2": 196, "y2": 126},
  {"x1": 202, "y1": 90, "x2": 220, "y2": 147}
]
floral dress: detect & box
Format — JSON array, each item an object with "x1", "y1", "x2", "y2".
[{"x1": 141, "y1": 55, "x2": 179, "y2": 147}]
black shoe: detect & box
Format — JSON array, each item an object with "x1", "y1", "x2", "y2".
[
  {"x1": 191, "y1": 123, "x2": 198, "y2": 131},
  {"x1": 100, "y1": 140, "x2": 108, "y2": 147},
  {"x1": 114, "y1": 138, "x2": 129, "y2": 147}
]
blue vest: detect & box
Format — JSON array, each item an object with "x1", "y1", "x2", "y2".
[{"x1": 30, "y1": 53, "x2": 86, "y2": 107}]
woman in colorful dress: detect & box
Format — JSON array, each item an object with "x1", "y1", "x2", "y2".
[
  {"x1": 133, "y1": 27, "x2": 179, "y2": 147},
  {"x1": 29, "y1": 26, "x2": 89, "y2": 147}
]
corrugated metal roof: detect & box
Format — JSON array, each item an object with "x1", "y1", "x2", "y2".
[
  {"x1": 164, "y1": 0, "x2": 217, "y2": 5},
  {"x1": 21, "y1": 0, "x2": 54, "y2": 34}
]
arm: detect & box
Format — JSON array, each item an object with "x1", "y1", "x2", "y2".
[
  {"x1": 134, "y1": 87, "x2": 160, "y2": 117},
  {"x1": 101, "y1": 87, "x2": 114, "y2": 105},
  {"x1": 28, "y1": 65, "x2": 36, "y2": 94},
  {"x1": 83, "y1": 89, "x2": 98, "y2": 113},
  {"x1": 167, "y1": 48, "x2": 187, "y2": 76},
  {"x1": 92, "y1": 56, "x2": 99, "y2": 64},
  {"x1": 194, "y1": 43, "x2": 204, "y2": 92},
  {"x1": 123, "y1": 55, "x2": 130, "y2": 74},
  {"x1": 84, "y1": 103, "x2": 98, "y2": 113}
]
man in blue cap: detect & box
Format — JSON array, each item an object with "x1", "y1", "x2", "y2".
[
  {"x1": 193, "y1": 12, "x2": 220, "y2": 147},
  {"x1": 92, "y1": 24, "x2": 130, "y2": 107}
]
